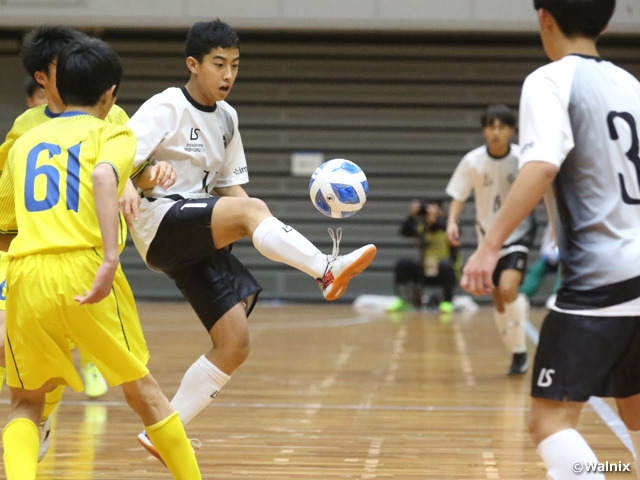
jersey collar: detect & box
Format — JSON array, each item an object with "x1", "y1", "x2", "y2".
[
  {"x1": 568, "y1": 53, "x2": 603, "y2": 62},
  {"x1": 181, "y1": 87, "x2": 217, "y2": 113},
  {"x1": 44, "y1": 106, "x2": 62, "y2": 119},
  {"x1": 487, "y1": 145, "x2": 511, "y2": 160},
  {"x1": 59, "y1": 111, "x2": 90, "y2": 118}
]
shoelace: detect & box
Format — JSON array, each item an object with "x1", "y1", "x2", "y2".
[{"x1": 327, "y1": 227, "x2": 342, "y2": 258}]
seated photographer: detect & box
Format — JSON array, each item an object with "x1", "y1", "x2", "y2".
[{"x1": 389, "y1": 199, "x2": 461, "y2": 313}]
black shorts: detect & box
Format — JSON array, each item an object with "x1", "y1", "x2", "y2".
[
  {"x1": 492, "y1": 251, "x2": 528, "y2": 287},
  {"x1": 531, "y1": 310, "x2": 640, "y2": 402},
  {"x1": 146, "y1": 196, "x2": 262, "y2": 331}
]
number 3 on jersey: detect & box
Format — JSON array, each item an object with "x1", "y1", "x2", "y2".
[
  {"x1": 25, "y1": 142, "x2": 81, "y2": 213},
  {"x1": 608, "y1": 111, "x2": 640, "y2": 205}
]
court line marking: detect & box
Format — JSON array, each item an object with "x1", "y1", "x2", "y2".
[
  {"x1": 0, "y1": 398, "x2": 529, "y2": 412},
  {"x1": 452, "y1": 320, "x2": 476, "y2": 386},
  {"x1": 525, "y1": 320, "x2": 635, "y2": 454},
  {"x1": 142, "y1": 315, "x2": 384, "y2": 332}
]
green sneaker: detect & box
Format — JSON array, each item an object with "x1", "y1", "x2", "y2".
[
  {"x1": 439, "y1": 301, "x2": 454, "y2": 314},
  {"x1": 386, "y1": 297, "x2": 412, "y2": 312},
  {"x1": 82, "y1": 362, "x2": 108, "y2": 398}
]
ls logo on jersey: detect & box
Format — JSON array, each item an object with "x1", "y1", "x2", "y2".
[
  {"x1": 537, "y1": 368, "x2": 555, "y2": 387},
  {"x1": 190, "y1": 128, "x2": 200, "y2": 140}
]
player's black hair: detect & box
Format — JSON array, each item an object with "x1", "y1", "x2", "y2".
[
  {"x1": 533, "y1": 0, "x2": 615, "y2": 39},
  {"x1": 24, "y1": 76, "x2": 43, "y2": 97},
  {"x1": 481, "y1": 104, "x2": 517, "y2": 128},
  {"x1": 21, "y1": 26, "x2": 86, "y2": 79},
  {"x1": 56, "y1": 37, "x2": 123, "y2": 106},
  {"x1": 185, "y1": 19, "x2": 240, "y2": 62}
]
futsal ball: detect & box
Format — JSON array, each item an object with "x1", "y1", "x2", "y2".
[{"x1": 309, "y1": 159, "x2": 368, "y2": 218}]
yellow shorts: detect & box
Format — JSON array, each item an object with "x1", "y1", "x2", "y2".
[
  {"x1": 5, "y1": 250, "x2": 149, "y2": 392},
  {"x1": 0, "y1": 252, "x2": 8, "y2": 311}
]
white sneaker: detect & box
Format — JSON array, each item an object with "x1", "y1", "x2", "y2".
[
  {"x1": 137, "y1": 431, "x2": 202, "y2": 468},
  {"x1": 38, "y1": 416, "x2": 52, "y2": 462},
  {"x1": 317, "y1": 228, "x2": 377, "y2": 301}
]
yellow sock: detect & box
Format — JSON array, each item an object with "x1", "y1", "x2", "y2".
[
  {"x1": 3, "y1": 418, "x2": 39, "y2": 480},
  {"x1": 42, "y1": 385, "x2": 65, "y2": 421},
  {"x1": 146, "y1": 412, "x2": 201, "y2": 480},
  {"x1": 0, "y1": 365, "x2": 5, "y2": 395}
]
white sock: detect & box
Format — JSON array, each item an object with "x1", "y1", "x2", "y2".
[
  {"x1": 504, "y1": 294, "x2": 528, "y2": 354},
  {"x1": 252, "y1": 216, "x2": 326, "y2": 278},
  {"x1": 537, "y1": 429, "x2": 604, "y2": 479},
  {"x1": 170, "y1": 355, "x2": 230, "y2": 425},
  {"x1": 493, "y1": 308, "x2": 510, "y2": 350},
  {"x1": 627, "y1": 429, "x2": 640, "y2": 478}
]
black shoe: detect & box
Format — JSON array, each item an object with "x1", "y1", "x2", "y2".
[{"x1": 507, "y1": 352, "x2": 528, "y2": 375}]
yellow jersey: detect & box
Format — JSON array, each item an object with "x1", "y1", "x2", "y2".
[
  {"x1": 0, "y1": 112, "x2": 135, "y2": 257},
  {"x1": 0, "y1": 104, "x2": 128, "y2": 173}
]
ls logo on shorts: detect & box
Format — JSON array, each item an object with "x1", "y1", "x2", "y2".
[{"x1": 537, "y1": 368, "x2": 555, "y2": 387}]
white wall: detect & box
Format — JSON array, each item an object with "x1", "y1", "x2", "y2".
[{"x1": 0, "y1": 0, "x2": 638, "y2": 33}]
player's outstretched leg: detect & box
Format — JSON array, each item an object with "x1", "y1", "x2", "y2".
[
  {"x1": 3, "y1": 384, "x2": 47, "y2": 480},
  {"x1": 123, "y1": 374, "x2": 201, "y2": 479},
  {"x1": 211, "y1": 197, "x2": 376, "y2": 301}
]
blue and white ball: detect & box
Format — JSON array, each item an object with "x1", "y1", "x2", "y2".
[{"x1": 309, "y1": 159, "x2": 368, "y2": 218}]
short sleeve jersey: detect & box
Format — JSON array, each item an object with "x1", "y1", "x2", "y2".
[
  {"x1": 126, "y1": 87, "x2": 249, "y2": 261},
  {"x1": 0, "y1": 112, "x2": 135, "y2": 257},
  {"x1": 0, "y1": 104, "x2": 129, "y2": 173},
  {"x1": 446, "y1": 144, "x2": 535, "y2": 254},
  {"x1": 519, "y1": 54, "x2": 640, "y2": 315}
]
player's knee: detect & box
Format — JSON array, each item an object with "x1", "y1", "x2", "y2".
[
  {"x1": 231, "y1": 336, "x2": 251, "y2": 366},
  {"x1": 498, "y1": 284, "x2": 519, "y2": 303},
  {"x1": 123, "y1": 376, "x2": 163, "y2": 413},
  {"x1": 245, "y1": 198, "x2": 270, "y2": 220}
]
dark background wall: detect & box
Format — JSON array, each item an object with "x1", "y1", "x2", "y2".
[{"x1": 1, "y1": 30, "x2": 640, "y2": 305}]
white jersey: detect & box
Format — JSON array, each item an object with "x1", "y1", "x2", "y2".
[
  {"x1": 127, "y1": 87, "x2": 249, "y2": 261},
  {"x1": 446, "y1": 144, "x2": 535, "y2": 256},
  {"x1": 519, "y1": 54, "x2": 640, "y2": 316}
]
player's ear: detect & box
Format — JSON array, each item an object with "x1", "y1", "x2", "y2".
[
  {"x1": 538, "y1": 8, "x2": 554, "y2": 33},
  {"x1": 33, "y1": 72, "x2": 46, "y2": 88},
  {"x1": 186, "y1": 56, "x2": 199, "y2": 75}
]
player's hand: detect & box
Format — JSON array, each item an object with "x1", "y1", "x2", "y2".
[
  {"x1": 149, "y1": 162, "x2": 177, "y2": 190},
  {"x1": 119, "y1": 180, "x2": 140, "y2": 227},
  {"x1": 460, "y1": 243, "x2": 499, "y2": 296},
  {"x1": 447, "y1": 222, "x2": 461, "y2": 246},
  {"x1": 75, "y1": 261, "x2": 118, "y2": 305}
]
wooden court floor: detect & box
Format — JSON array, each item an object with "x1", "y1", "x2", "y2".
[{"x1": 0, "y1": 302, "x2": 635, "y2": 479}]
